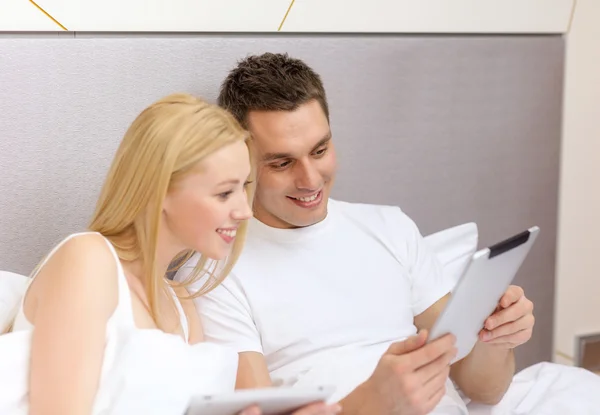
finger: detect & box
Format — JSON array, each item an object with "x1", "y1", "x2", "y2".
[
  {"x1": 482, "y1": 314, "x2": 534, "y2": 341},
  {"x1": 424, "y1": 383, "x2": 448, "y2": 413},
  {"x1": 408, "y1": 333, "x2": 456, "y2": 371},
  {"x1": 324, "y1": 404, "x2": 343, "y2": 414},
  {"x1": 426, "y1": 371, "x2": 448, "y2": 401},
  {"x1": 325, "y1": 404, "x2": 343, "y2": 414},
  {"x1": 239, "y1": 405, "x2": 261, "y2": 415},
  {"x1": 483, "y1": 328, "x2": 533, "y2": 346},
  {"x1": 290, "y1": 403, "x2": 325, "y2": 415},
  {"x1": 485, "y1": 296, "x2": 532, "y2": 330},
  {"x1": 290, "y1": 403, "x2": 342, "y2": 415},
  {"x1": 386, "y1": 329, "x2": 428, "y2": 356},
  {"x1": 415, "y1": 346, "x2": 456, "y2": 384},
  {"x1": 414, "y1": 377, "x2": 448, "y2": 415},
  {"x1": 498, "y1": 285, "x2": 524, "y2": 309}
]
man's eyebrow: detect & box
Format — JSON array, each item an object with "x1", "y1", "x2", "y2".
[
  {"x1": 262, "y1": 133, "x2": 332, "y2": 162},
  {"x1": 262, "y1": 151, "x2": 292, "y2": 163},
  {"x1": 310, "y1": 134, "x2": 332, "y2": 153}
]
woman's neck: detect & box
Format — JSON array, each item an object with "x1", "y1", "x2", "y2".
[{"x1": 110, "y1": 219, "x2": 186, "y2": 287}]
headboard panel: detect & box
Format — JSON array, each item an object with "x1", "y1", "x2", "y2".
[{"x1": 0, "y1": 34, "x2": 564, "y2": 369}]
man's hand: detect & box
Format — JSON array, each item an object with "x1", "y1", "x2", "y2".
[
  {"x1": 479, "y1": 285, "x2": 534, "y2": 349},
  {"x1": 341, "y1": 330, "x2": 456, "y2": 415}
]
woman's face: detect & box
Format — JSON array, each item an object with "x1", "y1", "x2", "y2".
[{"x1": 162, "y1": 140, "x2": 253, "y2": 260}]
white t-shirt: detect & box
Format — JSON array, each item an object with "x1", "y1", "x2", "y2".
[{"x1": 177, "y1": 199, "x2": 467, "y2": 414}]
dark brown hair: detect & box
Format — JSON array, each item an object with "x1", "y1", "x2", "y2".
[{"x1": 217, "y1": 52, "x2": 329, "y2": 127}]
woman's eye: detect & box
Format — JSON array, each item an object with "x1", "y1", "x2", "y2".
[{"x1": 218, "y1": 191, "x2": 233, "y2": 200}]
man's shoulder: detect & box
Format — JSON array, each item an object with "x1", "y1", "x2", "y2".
[
  {"x1": 330, "y1": 198, "x2": 398, "y2": 215},
  {"x1": 330, "y1": 198, "x2": 416, "y2": 228}
]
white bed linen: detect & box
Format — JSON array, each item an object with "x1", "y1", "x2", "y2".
[
  {"x1": 466, "y1": 362, "x2": 600, "y2": 415},
  {"x1": 0, "y1": 324, "x2": 238, "y2": 414}
]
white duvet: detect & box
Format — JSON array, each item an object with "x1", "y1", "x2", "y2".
[
  {"x1": 1, "y1": 329, "x2": 598, "y2": 414},
  {"x1": 466, "y1": 361, "x2": 600, "y2": 415},
  {"x1": 0, "y1": 326, "x2": 238, "y2": 414},
  {"x1": 286, "y1": 344, "x2": 600, "y2": 415}
]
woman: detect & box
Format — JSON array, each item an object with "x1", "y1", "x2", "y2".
[{"x1": 3, "y1": 93, "x2": 340, "y2": 415}]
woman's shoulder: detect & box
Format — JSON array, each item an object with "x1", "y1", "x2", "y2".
[
  {"x1": 27, "y1": 232, "x2": 120, "y2": 322},
  {"x1": 40, "y1": 232, "x2": 117, "y2": 275}
]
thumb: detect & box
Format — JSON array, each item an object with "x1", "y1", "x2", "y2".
[{"x1": 386, "y1": 329, "x2": 428, "y2": 355}]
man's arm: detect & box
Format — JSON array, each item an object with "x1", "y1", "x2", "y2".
[
  {"x1": 174, "y1": 259, "x2": 275, "y2": 389},
  {"x1": 236, "y1": 352, "x2": 273, "y2": 389},
  {"x1": 414, "y1": 286, "x2": 534, "y2": 405},
  {"x1": 449, "y1": 339, "x2": 514, "y2": 405}
]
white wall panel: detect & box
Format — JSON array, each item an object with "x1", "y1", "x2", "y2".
[
  {"x1": 283, "y1": 0, "x2": 575, "y2": 33},
  {"x1": 2, "y1": 0, "x2": 575, "y2": 33}
]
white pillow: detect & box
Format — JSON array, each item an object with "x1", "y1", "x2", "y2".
[
  {"x1": 424, "y1": 222, "x2": 479, "y2": 289},
  {"x1": 0, "y1": 271, "x2": 29, "y2": 333}
]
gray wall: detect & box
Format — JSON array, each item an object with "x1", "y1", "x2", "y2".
[{"x1": 0, "y1": 34, "x2": 564, "y2": 370}]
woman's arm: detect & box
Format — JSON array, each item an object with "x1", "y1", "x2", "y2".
[{"x1": 27, "y1": 234, "x2": 119, "y2": 415}]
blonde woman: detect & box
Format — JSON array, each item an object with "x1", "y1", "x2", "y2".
[{"x1": 2, "y1": 94, "x2": 340, "y2": 415}]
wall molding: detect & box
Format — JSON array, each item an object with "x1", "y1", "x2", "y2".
[{"x1": 0, "y1": 0, "x2": 575, "y2": 33}]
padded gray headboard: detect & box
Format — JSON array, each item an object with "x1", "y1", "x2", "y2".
[{"x1": 0, "y1": 34, "x2": 564, "y2": 370}]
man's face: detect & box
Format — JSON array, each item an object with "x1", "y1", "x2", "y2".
[{"x1": 247, "y1": 99, "x2": 337, "y2": 229}]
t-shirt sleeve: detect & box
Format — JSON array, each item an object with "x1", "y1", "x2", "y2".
[
  {"x1": 173, "y1": 257, "x2": 263, "y2": 354},
  {"x1": 391, "y1": 208, "x2": 455, "y2": 316}
]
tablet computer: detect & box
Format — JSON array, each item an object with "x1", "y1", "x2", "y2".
[
  {"x1": 427, "y1": 226, "x2": 540, "y2": 363},
  {"x1": 186, "y1": 385, "x2": 336, "y2": 415}
]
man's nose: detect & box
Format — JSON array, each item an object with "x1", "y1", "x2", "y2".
[{"x1": 294, "y1": 160, "x2": 321, "y2": 191}]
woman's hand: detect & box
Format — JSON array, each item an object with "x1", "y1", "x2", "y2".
[{"x1": 239, "y1": 402, "x2": 342, "y2": 415}]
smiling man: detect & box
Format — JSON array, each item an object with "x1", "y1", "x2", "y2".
[
  {"x1": 176, "y1": 53, "x2": 535, "y2": 415},
  {"x1": 242, "y1": 102, "x2": 334, "y2": 230}
]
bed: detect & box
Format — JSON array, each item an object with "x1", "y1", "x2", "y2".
[{"x1": 0, "y1": 32, "x2": 581, "y2": 412}]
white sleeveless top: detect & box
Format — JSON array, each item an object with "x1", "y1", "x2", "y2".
[
  {"x1": 0, "y1": 232, "x2": 238, "y2": 414},
  {"x1": 12, "y1": 232, "x2": 190, "y2": 341}
]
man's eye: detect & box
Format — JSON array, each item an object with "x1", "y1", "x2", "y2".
[
  {"x1": 314, "y1": 147, "x2": 327, "y2": 156},
  {"x1": 272, "y1": 160, "x2": 292, "y2": 169}
]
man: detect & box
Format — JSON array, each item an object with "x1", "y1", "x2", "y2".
[{"x1": 176, "y1": 53, "x2": 535, "y2": 415}]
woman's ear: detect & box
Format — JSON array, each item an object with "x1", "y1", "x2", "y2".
[{"x1": 161, "y1": 192, "x2": 173, "y2": 215}]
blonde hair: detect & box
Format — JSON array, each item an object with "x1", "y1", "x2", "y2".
[{"x1": 88, "y1": 93, "x2": 253, "y2": 330}]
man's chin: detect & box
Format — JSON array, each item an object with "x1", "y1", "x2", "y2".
[
  {"x1": 254, "y1": 197, "x2": 329, "y2": 229},
  {"x1": 288, "y1": 209, "x2": 328, "y2": 228}
]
